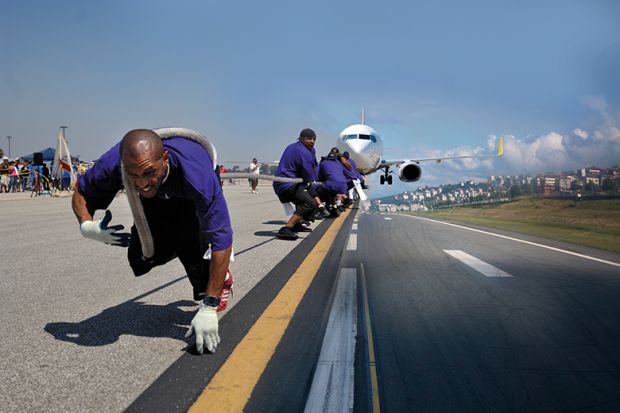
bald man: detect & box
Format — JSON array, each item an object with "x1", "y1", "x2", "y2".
[{"x1": 72, "y1": 129, "x2": 233, "y2": 354}]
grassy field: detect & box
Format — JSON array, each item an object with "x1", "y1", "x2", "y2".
[{"x1": 408, "y1": 198, "x2": 620, "y2": 254}]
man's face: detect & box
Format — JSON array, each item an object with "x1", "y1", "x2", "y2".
[
  {"x1": 300, "y1": 136, "x2": 316, "y2": 150},
  {"x1": 123, "y1": 151, "x2": 169, "y2": 198}
]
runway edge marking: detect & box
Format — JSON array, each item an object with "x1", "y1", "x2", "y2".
[
  {"x1": 360, "y1": 262, "x2": 381, "y2": 413},
  {"x1": 188, "y1": 208, "x2": 352, "y2": 413},
  {"x1": 405, "y1": 215, "x2": 620, "y2": 269},
  {"x1": 304, "y1": 268, "x2": 357, "y2": 413}
]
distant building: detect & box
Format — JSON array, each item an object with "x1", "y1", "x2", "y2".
[{"x1": 543, "y1": 176, "x2": 557, "y2": 192}]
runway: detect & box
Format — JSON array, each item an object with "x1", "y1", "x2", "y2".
[
  {"x1": 2, "y1": 188, "x2": 620, "y2": 412},
  {"x1": 0, "y1": 183, "x2": 319, "y2": 413},
  {"x1": 352, "y1": 212, "x2": 620, "y2": 412}
]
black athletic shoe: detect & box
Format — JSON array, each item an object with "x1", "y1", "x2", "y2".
[
  {"x1": 316, "y1": 207, "x2": 331, "y2": 219},
  {"x1": 329, "y1": 207, "x2": 341, "y2": 218},
  {"x1": 292, "y1": 223, "x2": 312, "y2": 232},
  {"x1": 277, "y1": 226, "x2": 299, "y2": 240}
]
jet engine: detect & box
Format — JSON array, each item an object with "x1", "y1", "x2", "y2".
[{"x1": 397, "y1": 162, "x2": 422, "y2": 182}]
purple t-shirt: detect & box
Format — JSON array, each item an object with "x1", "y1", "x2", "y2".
[
  {"x1": 319, "y1": 157, "x2": 348, "y2": 194},
  {"x1": 272, "y1": 141, "x2": 318, "y2": 195},
  {"x1": 343, "y1": 157, "x2": 364, "y2": 183},
  {"x1": 78, "y1": 137, "x2": 233, "y2": 251}
]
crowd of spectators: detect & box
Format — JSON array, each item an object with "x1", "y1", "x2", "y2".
[{"x1": 0, "y1": 157, "x2": 91, "y2": 195}]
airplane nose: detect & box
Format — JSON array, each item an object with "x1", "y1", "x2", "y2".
[{"x1": 345, "y1": 139, "x2": 370, "y2": 155}]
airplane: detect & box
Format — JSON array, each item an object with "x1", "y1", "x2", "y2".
[{"x1": 335, "y1": 109, "x2": 503, "y2": 185}]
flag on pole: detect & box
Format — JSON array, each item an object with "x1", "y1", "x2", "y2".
[{"x1": 52, "y1": 128, "x2": 77, "y2": 188}]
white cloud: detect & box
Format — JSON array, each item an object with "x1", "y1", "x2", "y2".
[
  {"x1": 369, "y1": 98, "x2": 620, "y2": 197},
  {"x1": 573, "y1": 128, "x2": 588, "y2": 140},
  {"x1": 582, "y1": 95, "x2": 608, "y2": 113}
]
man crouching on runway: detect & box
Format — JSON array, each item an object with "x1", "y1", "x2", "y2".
[{"x1": 71, "y1": 129, "x2": 233, "y2": 354}]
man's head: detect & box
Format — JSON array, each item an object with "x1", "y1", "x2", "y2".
[
  {"x1": 298, "y1": 128, "x2": 317, "y2": 150},
  {"x1": 120, "y1": 129, "x2": 169, "y2": 198},
  {"x1": 343, "y1": 151, "x2": 350, "y2": 159},
  {"x1": 252, "y1": 158, "x2": 258, "y2": 163}
]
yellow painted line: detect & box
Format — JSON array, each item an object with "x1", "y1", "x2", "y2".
[
  {"x1": 189, "y1": 208, "x2": 351, "y2": 413},
  {"x1": 360, "y1": 262, "x2": 381, "y2": 412}
]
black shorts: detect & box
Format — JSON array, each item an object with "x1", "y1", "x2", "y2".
[
  {"x1": 127, "y1": 196, "x2": 210, "y2": 300},
  {"x1": 276, "y1": 183, "x2": 316, "y2": 219},
  {"x1": 315, "y1": 184, "x2": 338, "y2": 204}
]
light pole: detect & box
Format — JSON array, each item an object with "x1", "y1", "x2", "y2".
[{"x1": 6, "y1": 136, "x2": 12, "y2": 159}]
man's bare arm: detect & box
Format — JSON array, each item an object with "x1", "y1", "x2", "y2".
[
  {"x1": 71, "y1": 190, "x2": 94, "y2": 225},
  {"x1": 207, "y1": 247, "x2": 232, "y2": 297}
]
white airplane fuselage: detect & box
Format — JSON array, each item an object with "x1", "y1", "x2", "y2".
[{"x1": 335, "y1": 124, "x2": 383, "y2": 175}]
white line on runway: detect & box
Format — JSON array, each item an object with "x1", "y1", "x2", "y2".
[
  {"x1": 304, "y1": 268, "x2": 357, "y2": 413},
  {"x1": 384, "y1": 217, "x2": 392, "y2": 220},
  {"x1": 444, "y1": 250, "x2": 513, "y2": 277},
  {"x1": 347, "y1": 234, "x2": 357, "y2": 250},
  {"x1": 404, "y1": 215, "x2": 620, "y2": 269},
  {"x1": 352, "y1": 223, "x2": 358, "y2": 230}
]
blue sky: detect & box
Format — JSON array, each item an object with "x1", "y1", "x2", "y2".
[{"x1": 2, "y1": 0, "x2": 619, "y2": 197}]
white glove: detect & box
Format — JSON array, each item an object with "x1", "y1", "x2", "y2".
[
  {"x1": 80, "y1": 210, "x2": 130, "y2": 247},
  {"x1": 185, "y1": 303, "x2": 220, "y2": 354},
  {"x1": 353, "y1": 179, "x2": 368, "y2": 201}
]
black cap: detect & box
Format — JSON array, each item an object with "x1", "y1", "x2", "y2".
[
  {"x1": 343, "y1": 151, "x2": 350, "y2": 158},
  {"x1": 299, "y1": 128, "x2": 316, "y2": 139}
]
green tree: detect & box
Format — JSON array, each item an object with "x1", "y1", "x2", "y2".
[
  {"x1": 585, "y1": 181, "x2": 596, "y2": 194},
  {"x1": 0, "y1": 147, "x2": 3, "y2": 158},
  {"x1": 510, "y1": 184, "x2": 521, "y2": 200},
  {"x1": 520, "y1": 183, "x2": 531, "y2": 194},
  {"x1": 602, "y1": 177, "x2": 615, "y2": 192}
]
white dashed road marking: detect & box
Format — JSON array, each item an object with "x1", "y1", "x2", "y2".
[{"x1": 444, "y1": 250, "x2": 513, "y2": 277}]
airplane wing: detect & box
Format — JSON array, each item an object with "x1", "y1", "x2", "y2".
[{"x1": 380, "y1": 136, "x2": 503, "y2": 167}]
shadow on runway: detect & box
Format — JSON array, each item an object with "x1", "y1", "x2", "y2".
[
  {"x1": 262, "y1": 220, "x2": 287, "y2": 225},
  {"x1": 254, "y1": 230, "x2": 278, "y2": 237},
  {"x1": 235, "y1": 237, "x2": 277, "y2": 255},
  {"x1": 44, "y1": 275, "x2": 196, "y2": 347},
  {"x1": 44, "y1": 299, "x2": 195, "y2": 346}
]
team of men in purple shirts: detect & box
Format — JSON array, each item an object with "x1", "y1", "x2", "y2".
[{"x1": 72, "y1": 127, "x2": 363, "y2": 354}]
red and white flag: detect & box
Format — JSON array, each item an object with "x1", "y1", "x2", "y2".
[{"x1": 52, "y1": 128, "x2": 77, "y2": 187}]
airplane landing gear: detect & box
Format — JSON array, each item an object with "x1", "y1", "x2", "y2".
[{"x1": 380, "y1": 168, "x2": 393, "y2": 185}]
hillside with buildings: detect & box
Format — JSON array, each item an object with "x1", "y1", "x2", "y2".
[{"x1": 370, "y1": 164, "x2": 620, "y2": 213}]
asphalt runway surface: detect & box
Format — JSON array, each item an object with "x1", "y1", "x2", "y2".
[
  {"x1": 0, "y1": 182, "x2": 316, "y2": 413},
  {"x1": 351, "y1": 213, "x2": 620, "y2": 412},
  {"x1": 3, "y1": 187, "x2": 620, "y2": 412}
]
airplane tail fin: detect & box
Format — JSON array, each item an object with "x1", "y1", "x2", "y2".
[{"x1": 361, "y1": 106, "x2": 365, "y2": 125}]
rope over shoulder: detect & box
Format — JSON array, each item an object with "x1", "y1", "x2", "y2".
[{"x1": 124, "y1": 127, "x2": 217, "y2": 260}]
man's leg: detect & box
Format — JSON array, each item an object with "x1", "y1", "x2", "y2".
[
  {"x1": 278, "y1": 184, "x2": 317, "y2": 239},
  {"x1": 166, "y1": 199, "x2": 216, "y2": 301},
  {"x1": 127, "y1": 197, "x2": 179, "y2": 277}
]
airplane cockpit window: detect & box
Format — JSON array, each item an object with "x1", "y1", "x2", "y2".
[
  {"x1": 370, "y1": 134, "x2": 377, "y2": 143},
  {"x1": 343, "y1": 134, "x2": 357, "y2": 141},
  {"x1": 359, "y1": 134, "x2": 371, "y2": 140}
]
